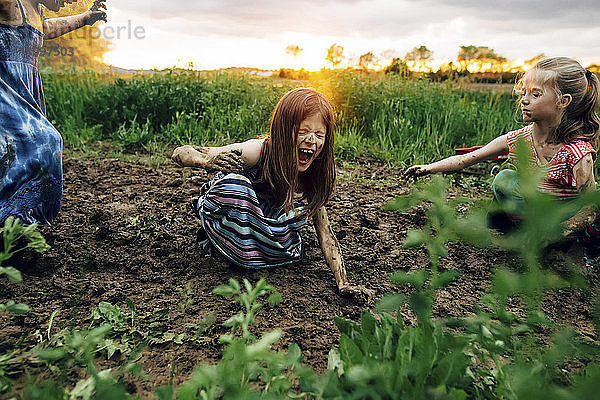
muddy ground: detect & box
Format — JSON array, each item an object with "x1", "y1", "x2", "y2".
[{"x1": 1, "y1": 153, "x2": 598, "y2": 397}]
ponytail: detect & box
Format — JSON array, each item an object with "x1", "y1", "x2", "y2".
[{"x1": 582, "y1": 70, "x2": 600, "y2": 148}]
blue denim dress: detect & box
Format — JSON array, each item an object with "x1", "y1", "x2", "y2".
[{"x1": 0, "y1": 0, "x2": 63, "y2": 225}]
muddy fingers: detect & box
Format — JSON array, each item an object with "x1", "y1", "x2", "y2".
[
  {"x1": 338, "y1": 285, "x2": 376, "y2": 305},
  {"x1": 91, "y1": 0, "x2": 107, "y2": 11},
  {"x1": 210, "y1": 150, "x2": 244, "y2": 173}
]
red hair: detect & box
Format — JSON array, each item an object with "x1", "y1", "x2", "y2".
[{"x1": 259, "y1": 88, "x2": 336, "y2": 218}]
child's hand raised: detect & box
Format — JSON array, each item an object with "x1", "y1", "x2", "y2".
[
  {"x1": 85, "y1": 0, "x2": 108, "y2": 25},
  {"x1": 404, "y1": 164, "x2": 432, "y2": 179}
]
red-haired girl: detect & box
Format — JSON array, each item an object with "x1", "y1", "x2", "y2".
[{"x1": 173, "y1": 88, "x2": 372, "y2": 299}]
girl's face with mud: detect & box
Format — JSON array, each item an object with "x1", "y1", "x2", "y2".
[
  {"x1": 296, "y1": 113, "x2": 326, "y2": 173},
  {"x1": 517, "y1": 70, "x2": 565, "y2": 125}
]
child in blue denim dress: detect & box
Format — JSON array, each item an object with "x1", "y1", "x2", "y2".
[{"x1": 0, "y1": 0, "x2": 106, "y2": 225}]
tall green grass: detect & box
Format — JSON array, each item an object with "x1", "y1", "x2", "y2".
[{"x1": 42, "y1": 70, "x2": 520, "y2": 164}]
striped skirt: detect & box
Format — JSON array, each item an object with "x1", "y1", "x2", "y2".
[{"x1": 195, "y1": 172, "x2": 308, "y2": 269}]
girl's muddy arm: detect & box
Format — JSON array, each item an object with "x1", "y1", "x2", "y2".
[
  {"x1": 313, "y1": 206, "x2": 375, "y2": 302},
  {"x1": 42, "y1": 1, "x2": 107, "y2": 40},
  {"x1": 405, "y1": 134, "x2": 508, "y2": 178},
  {"x1": 573, "y1": 153, "x2": 596, "y2": 191},
  {"x1": 564, "y1": 153, "x2": 598, "y2": 235},
  {"x1": 171, "y1": 139, "x2": 263, "y2": 172}
]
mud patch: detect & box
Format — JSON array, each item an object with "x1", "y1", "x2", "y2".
[{"x1": 0, "y1": 155, "x2": 597, "y2": 397}]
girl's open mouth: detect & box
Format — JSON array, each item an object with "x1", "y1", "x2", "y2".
[{"x1": 298, "y1": 148, "x2": 315, "y2": 165}]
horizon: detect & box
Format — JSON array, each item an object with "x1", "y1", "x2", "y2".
[{"x1": 59, "y1": 0, "x2": 600, "y2": 71}]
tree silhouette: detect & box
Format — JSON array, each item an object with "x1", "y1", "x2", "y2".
[
  {"x1": 39, "y1": 1, "x2": 110, "y2": 70},
  {"x1": 358, "y1": 52, "x2": 376, "y2": 70},
  {"x1": 326, "y1": 44, "x2": 344, "y2": 68},
  {"x1": 405, "y1": 45, "x2": 433, "y2": 72},
  {"x1": 405, "y1": 46, "x2": 432, "y2": 61},
  {"x1": 285, "y1": 45, "x2": 304, "y2": 57},
  {"x1": 385, "y1": 58, "x2": 408, "y2": 76},
  {"x1": 457, "y1": 45, "x2": 506, "y2": 72}
]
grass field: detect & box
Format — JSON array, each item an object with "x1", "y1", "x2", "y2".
[{"x1": 42, "y1": 70, "x2": 521, "y2": 164}]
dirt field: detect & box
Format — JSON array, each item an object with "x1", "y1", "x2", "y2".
[{"x1": 1, "y1": 154, "x2": 598, "y2": 397}]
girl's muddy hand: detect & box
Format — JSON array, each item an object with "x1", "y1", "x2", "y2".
[
  {"x1": 209, "y1": 149, "x2": 244, "y2": 173},
  {"x1": 338, "y1": 284, "x2": 376, "y2": 304},
  {"x1": 171, "y1": 145, "x2": 211, "y2": 168},
  {"x1": 86, "y1": 0, "x2": 107, "y2": 25},
  {"x1": 404, "y1": 165, "x2": 430, "y2": 178}
]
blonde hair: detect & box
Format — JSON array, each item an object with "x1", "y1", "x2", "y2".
[
  {"x1": 515, "y1": 57, "x2": 600, "y2": 147},
  {"x1": 259, "y1": 88, "x2": 336, "y2": 218}
]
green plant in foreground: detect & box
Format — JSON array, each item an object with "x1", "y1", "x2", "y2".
[
  {"x1": 310, "y1": 176, "x2": 481, "y2": 400},
  {"x1": 0, "y1": 216, "x2": 50, "y2": 314},
  {"x1": 213, "y1": 278, "x2": 283, "y2": 343},
  {"x1": 0, "y1": 217, "x2": 49, "y2": 394},
  {"x1": 325, "y1": 165, "x2": 600, "y2": 400},
  {"x1": 30, "y1": 324, "x2": 142, "y2": 400},
  {"x1": 168, "y1": 278, "x2": 308, "y2": 400}
]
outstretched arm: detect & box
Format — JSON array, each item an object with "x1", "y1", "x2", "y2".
[
  {"x1": 171, "y1": 139, "x2": 263, "y2": 172},
  {"x1": 313, "y1": 206, "x2": 375, "y2": 303},
  {"x1": 42, "y1": 0, "x2": 107, "y2": 40},
  {"x1": 405, "y1": 134, "x2": 508, "y2": 178}
]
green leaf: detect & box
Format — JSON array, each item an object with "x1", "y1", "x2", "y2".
[
  {"x1": 286, "y1": 343, "x2": 302, "y2": 367},
  {"x1": 218, "y1": 334, "x2": 234, "y2": 345},
  {"x1": 360, "y1": 310, "x2": 378, "y2": 337},
  {"x1": 409, "y1": 291, "x2": 433, "y2": 320},
  {"x1": 492, "y1": 268, "x2": 522, "y2": 297},
  {"x1": 246, "y1": 330, "x2": 282, "y2": 357},
  {"x1": 390, "y1": 270, "x2": 428, "y2": 289},
  {"x1": 0, "y1": 266, "x2": 22, "y2": 283},
  {"x1": 384, "y1": 195, "x2": 421, "y2": 212},
  {"x1": 403, "y1": 230, "x2": 428, "y2": 248},
  {"x1": 267, "y1": 291, "x2": 282, "y2": 307},
  {"x1": 338, "y1": 334, "x2": 363, "y2": 366},
  {"x1": 47, "y1": 309, "x2": 59, "y2": 340},
  {"x1": 155, "y1": 385, "x2": 174, "y2": 400},
  {"x1": 71, "y1": 369, "x2": 113, "y2": 400},
  {"x1": 36, "y1": 348, "x2": 67, "y2": 361},
  {"x1": 223, "y1": 312, "x2": 245, "y2": 328},
  {"x1": 375, "y1": 293, "x2": 407, "y2": 313},
  {"x1": 213, "y1": 284, "x2": 239, "y2": 297},
  {"x1": 125, "y1": 297, "x2": 135, "y2": 316},
  {"x1": 6, "y1": 301, "x2": 29, "y2": 314},
  {"x1": 334, "y1": 316, "x2": 360, "y2": 337},
  {"x1": 431, "y1": 270, "x2": 461, "y2": 289},
  {"x1": 243, "y1": 278, "x2": 253, "y2": 294},
  {"x1": 229, "y1": 278, "x2": 241, "y2": 292}
]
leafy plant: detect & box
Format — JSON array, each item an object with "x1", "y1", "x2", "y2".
[
  {"x1": 0, "y1": 217, "x2": 50, "y2": 314},
  {"x1": 213, "y1": 278, "x2": 282, "y2": 343},
  {"x1": 30, "y1": 322, "x2": 142, "y2": 400},
  {"x1": 165, "y1": 278, "x2": 306, "y2": 400},
  {"x1": 90, "y1": 299, "x2": 186, "y2": 357}
]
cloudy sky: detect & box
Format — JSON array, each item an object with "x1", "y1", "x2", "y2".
[{"x1": 97, "y1": 0, "x2": 600, "y2": 70}]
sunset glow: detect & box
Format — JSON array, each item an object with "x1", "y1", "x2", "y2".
[{"x1": 92, "y1": 1, "x2": 600, "y2": 72}]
